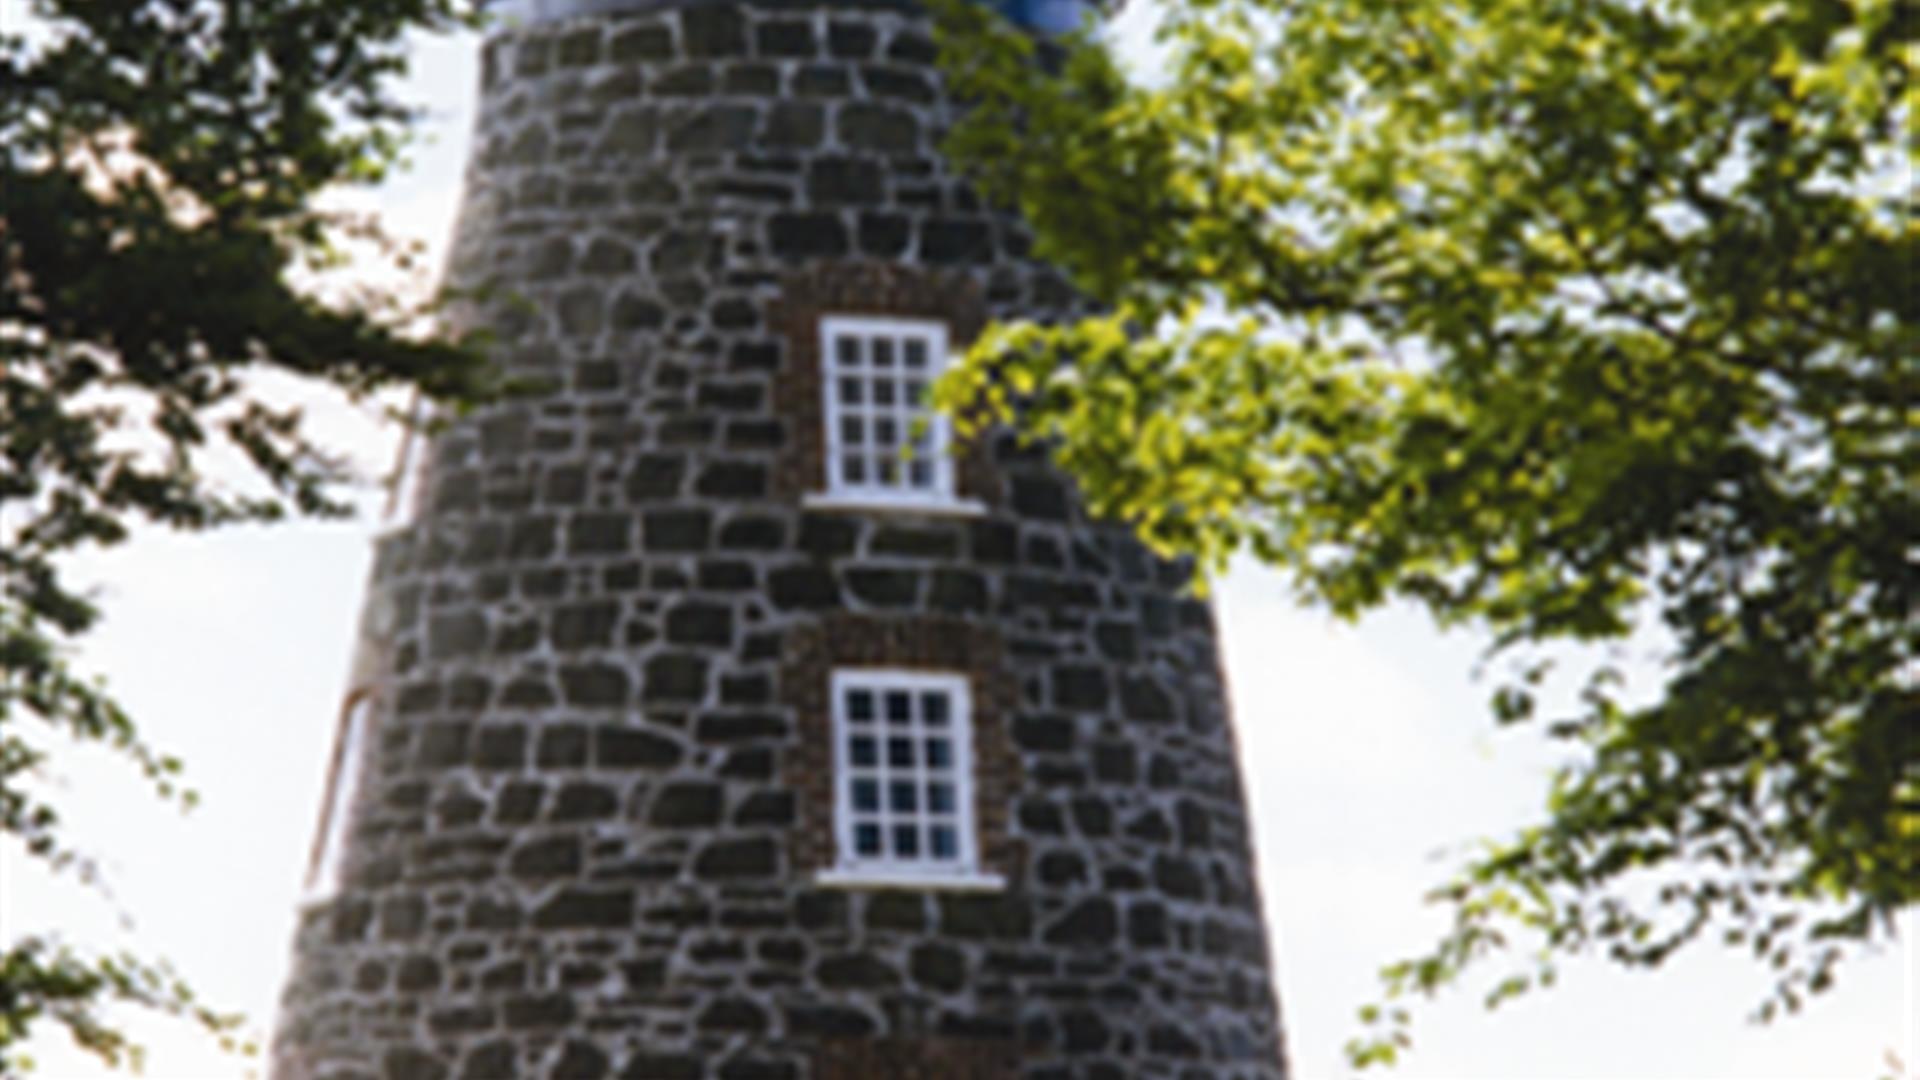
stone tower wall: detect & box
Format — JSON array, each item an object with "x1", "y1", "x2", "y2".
[{"x1": 271, "y1": 4, "x2": 1286, "y2": 1078}]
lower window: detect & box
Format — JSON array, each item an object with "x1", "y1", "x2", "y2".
[{"x1": 831, "y1": 669, "x2": 980, "y2": 882}]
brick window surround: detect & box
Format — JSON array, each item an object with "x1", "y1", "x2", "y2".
[
  {"x1": 783, "y1": 615, "x2": 1020, "y2": 883},
  {"x1": 815, "y1": 1037, "x2": 1021, "y2": 1079},
  {"x1": 770, "y1": 262, "x2": 1001, "y2": 507}
]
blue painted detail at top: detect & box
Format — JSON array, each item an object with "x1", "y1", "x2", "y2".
[
  {"x1": 486, "y1": 0, "x2": 1098, "y2": 33},
  {"x1": 992, "y1": 0, "x2": 1095, "y2": 33}
]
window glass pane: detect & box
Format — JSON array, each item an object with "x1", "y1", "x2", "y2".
[
  {"x1": 851, "y1": 736, "x2": 877, "y2": 767},
  {"x1": 853, "y1": 778, "x2": 879, "y2": 812},
  {"x1": 856, "y1": 823, "x2": 883, "y2": 855},
  {"x1": 842, "y1": 456, "x2": 866, "y2": 484},
  {"x1": 847, "y1": 689, "x2": 874, "y2": 722},
  {"x1": 836, "y1": 335, "x2": 862, "y2": 367},
  {"x1": 930, "y1": 824, "x2": 958, "y2": 859},
  {"x1": 888, "y1": 736, "x2": 914, "y2": 768},
  {"x1": 909, "y1": 461, "x2": 933, "y2": 489},
  {"x1": 839, "y1": 376, "x2": 864, "y2": 404},
  {"x1": 841, "y1": 416, "x2": 865, "y2": 446},
  {"x1": 876, "y1": 457, "x2": 898, "y2": 484},
  {"x1": 889, "y1": 781, "x2": 918, "y2": 813},
  {"x1": 872, "y1": 337, "x2": 895, "y2": 367},
  {"x1": 892, "y1": 824, "x2": 920, "y2": 857},
  {"x1": 874, "y1": 417, "x2": 897, "y2": 447},
  {"x1": 921, "y1": 692, "x2": 949, "y2": 726},
  {"x1": 873, "y1": 379, "x2": 897, "y2": 406},
  {"x1": 904, "y1": 338, "x2": 929, "y2": 369},
  {"x1": 925, "y1": 737, "x2": 952, "y2": 769},
  {"x1": 927, "y1": 781, "x2": 955, "y2": 814},
  {"x1": 886, "y1": 690, "x2": 912, "y2": 724},
  {"x1": 906, "y1": 378, "x2": 928, "y2": 404}
]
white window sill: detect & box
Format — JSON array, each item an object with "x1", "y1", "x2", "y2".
[
  {"x1": 803, "y1": 492, "x2": 988, "y2": 518},
  {"x1": 813, "y1": 868, "x2": 1007, "y2": 892}
]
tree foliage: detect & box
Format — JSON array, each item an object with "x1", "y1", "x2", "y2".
[
  {"x1": 1, "y1": 0, "x2": 493, "y2": 1068},
  {"x1": 930, "y1": 0, "x2": 1915, "y2": 1064}
]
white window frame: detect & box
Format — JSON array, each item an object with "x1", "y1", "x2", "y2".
[
  {"x1": 817, "y1": 668, "x2": 1003, "y2": 890},
  {"x1": 807, "y1": 314, "x2": 984, "y2": 516},
  {"x1": 304, "y1": 693, "x2": 375, "y2": 902}
]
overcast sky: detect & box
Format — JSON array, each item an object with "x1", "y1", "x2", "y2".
[{"x1": 3, "y1": 10, "x2": 1912, "y2": 1080}]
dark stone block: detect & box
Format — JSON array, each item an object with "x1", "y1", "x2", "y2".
[
  {"x1": 908, "y1": 942, "x2": 967, "y2": 991},
  {"x1": 864, "y1": 892, "x2": 926, "y2": 932},
  {"x1": 858, "y1": 212, "x2": 910, "y2": 256},
  {"x1": 417, "y1": 721, "x2": 471, "y2": 767},
  {"x1": 699, "y1": 997, "x2": 770, "y2": 1033},
  {"x1": 429, "y1": 611, "x2": 487, "y2": 659},
  {"x1": 769, "y1": 212, "x2": 850, "y2": 258},
  {"x1": 610, "y1": 24, "x2": 672, "y2": 61},
  {"x1": 793, "y1": 64, "x2": 852, "y2": 97},
  {"x1": 722, "y1": 64, "x2": 781, "y2": 95},
  {"x1": 474, "y1": 724, "x2": 527, "y2": 770},
  {"x1": 784, "y1": 1004, "x2": 875, "y2": 1039},
  {"x1": 697, "y1": 713, "x2": 786, "y2": 742},
  {"x1": 652, "y1": 64, "x2": 714, "y2": 96},
  {"x1": 1013, "y1": 715, "x2": 1074, "y2": 753},
  {"x1": 560, "y1": 663, "x2": 629, "y2": 706},
  {"x1": 1061, "y1": 1009, "x2": 1111, "y2": 1053},
  {"x1": 937, "y1": 893, "x2": 1032, "y2": 939},
  {"x1": 383, "y1": 1047, "x2": 449, "y2": 1080},
  {"x1": 537, "y1": 725, "x2": 589, "y2": 768},
  {"x1": 1036, "y1": 849, "x2": 1089, "y2": 886},
  {"x1": 695, "y1": 837, "x2": 778, "y2": 880},
  {"x1": 1019, "y1": 798, "x2": 1065, "y2": 835},
  {"x1": 1122, "y1": 674, "x2": 1176, "y2": 723},
  {"x1": 459, "y1": 1041, "x2": 517, "y2": 1080},
  {"x1": 567, "y1": 512, "x2": 632, "y2": 555},
  {"x1": 1093, "y1": 740, "x2": 1136, "y2": 783},
  {"x1": 887, "y1": 30, "x2": 938, "y2": 64},
  {"x1": 846, "y1": 567, "x2": 919, "y2": 607},
  {"x1": 643, "y1": 652, "x2": 708, "y2": 702},
  {"x1": 1177, "y1": 799, "x2": 1214, "y2": 849},
  {"x1": 764, "y1": 102, "x2": 826, "y2": 150},
  {"x1": 550, "y1": 1040, "x2": 610, "y2": 1080},
  {"x1": 797, "y1": 514, "x2": 859, "y2": 558},
  {"x1": 504, "y1": 992, "x2": 578, "y2": 1029},
  {"x1": 668, "y1": 105, "x2": 758, "y2": 154},
  {"x1": 511, "y1": 836, "x2": 582, "y2": 879},
  {"x1": 552, "y1": 601, "x2": 618, "y2": 649},
  {"x1": 613, "y1": 293, "x2": 667, "y2": 331},
  {"x1": 580, "y1": 236, "x2": 635, "y2": 275},
  {"x1": 719, "y1": 516, "x2": 785, "y2": 550},
  {"x1": 643, "y1": 508, "x2": 712, "y2": 552},
  {"x1": 862, "y1": 66, "x2": 936, "y2": 103},
  {"x1": 1053, "y1": 665, "x2": 1110, "y2": 710},
  {"x1": 379, "y1": 895, "x2": 427, "y2": 941},
  {"x1": 1124, "y1": 809, "x2": 1172, "y2": 844},
  {"x1": 533, "y1": 888, "x2": 632, "y2": 930},
  {"x1": 1094, "y1": 619, "x2": 1139, "y2": 661},
  {"x1": 827, "y1": 21, "x2": 876, "y2": 58},
  {"x1": 695, "y1": 461, "x2": 768, "y2": 498},
  {"x1": 666, "y1": 601, "x2": 734, "y2": 647},
  {"x1": 650, "y1": 782, "x2": 724, "y2": 827},
  {"x1": 807, "y1": 156, "x2": 884, "y2": 204},
  {"x1": 1153, "y1": 854, "x2": 1206, "y2": 900},
  {"x1": 755, "y1": 20, "x2": 816, "y2": 57},
  {"x1": 494, "y1": 782, "x2": 546, "y2": 824},
  {"x1": 594, "y1": 725, "x2": 684, "y2": 768},
  {"x1": 1011, "y1": 473, "x2": 1070, "y2": 519},
  {"x1": 816, "y1": 952, "x2": 899, "y2": 989},
  {"x1": 1128, "y1": 901, "x2": 1171, "y2": 948},
  {"x1": 922, "y1": 220, "x2": 995, "y2": 264},
  {"x1": 870, "y1": 524, "x2": 959, "y2": 558},
  {"x1": 507, "y1": 515, "x2": 557, "y2": 559},
  {"x1": 621, "y1": 1055, "x2": 700, "y2": 1080},
  {"x1": 698, "y1": 560, "x2": 756, "y2": 590},
  {"x1": 551, "y1": 781, "x2": 619, "y2": 822},
  {"x1": 733, "y1": 790, "x2": 796, "y2": 827},
  {"x1": 769, "y1": 566, "x2": 841, "y2": 609},
  {"x1": 681, "y1": 5, "x2": 746, "y2": 56},
  {"x1": 837, "y1": 103, "x2": 919, "y2": 154}
]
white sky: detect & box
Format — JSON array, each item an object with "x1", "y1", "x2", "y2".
[{"x1": 1, "y1": 10, "x2": 1913, "y2": 1080}]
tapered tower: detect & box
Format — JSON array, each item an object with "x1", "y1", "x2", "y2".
[{"x1": 271, "y1": 1, "x2": 1286, "y2": 1076}]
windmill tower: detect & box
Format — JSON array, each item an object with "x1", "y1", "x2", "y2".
[{"x1": 271, "y1": 1, "x2": 1287, "y2": 1076}]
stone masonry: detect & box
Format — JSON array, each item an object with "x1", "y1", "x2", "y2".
[{"x1": 269, "y1": 2, "x2": 1288, "y2": 1077}]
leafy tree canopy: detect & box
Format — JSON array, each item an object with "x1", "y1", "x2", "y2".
[
  {"x1": 930, "y1": 0, "x2": 1914, "y2": 1065},
  {"x1": 1, "y1": 0, "x2": 493, "y2": 1068}
]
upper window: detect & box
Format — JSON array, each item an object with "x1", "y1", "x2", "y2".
[
  {"x1": 819, "y1": 315, "x2": 958, "y2": 509},
  {"x1": 829, "y1": 669, "x2": 986, "y2": 884}
]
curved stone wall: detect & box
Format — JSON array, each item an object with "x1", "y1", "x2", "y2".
[{"x1": 270, "y1": 5, "x2": 1286, "y2": 1078}]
